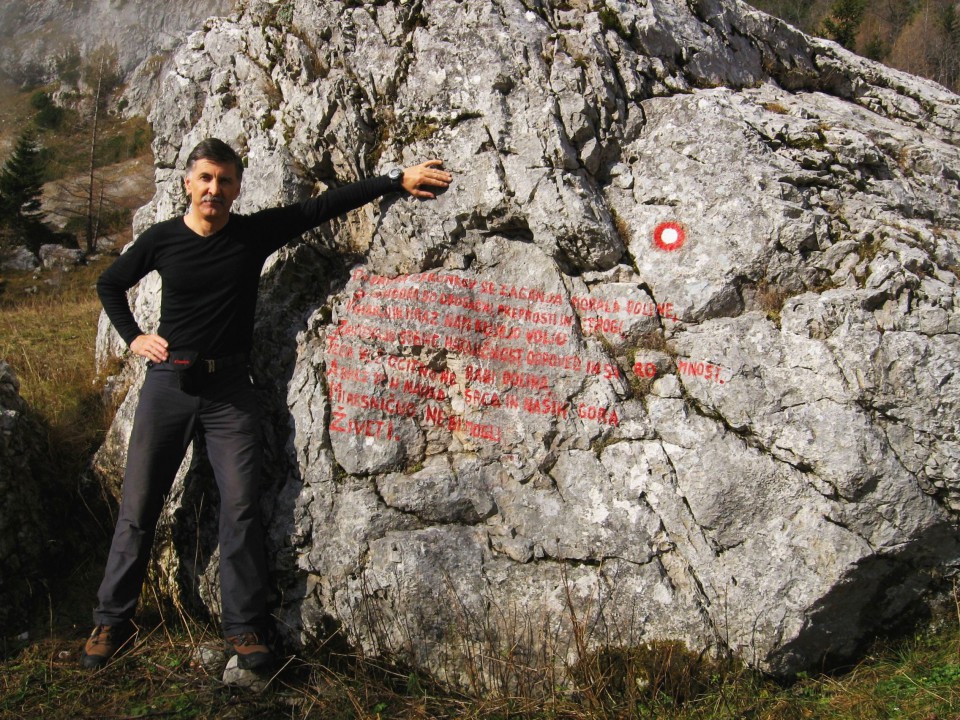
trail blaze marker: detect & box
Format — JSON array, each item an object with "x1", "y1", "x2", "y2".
[{"x1": 653, "y1": 221, "x2": 686, "y2": 251}]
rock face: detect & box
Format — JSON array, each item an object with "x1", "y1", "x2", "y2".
[
  {"x1": 0, "y1": 362, "x2": 50, "y2": 633},
  {"x1": 0, "y1": 0, "x2": 235, "y2": 114},
  {"x1": 94, "y1": 0, "x2": 960, "y2": 686},
  {"x1": 0, "y1": 0, "x2": 236, "y2": 78}
]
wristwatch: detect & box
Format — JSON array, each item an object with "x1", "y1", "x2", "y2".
[{"x1": 387, "y1": 167, "x2": 404, "y2": 190}]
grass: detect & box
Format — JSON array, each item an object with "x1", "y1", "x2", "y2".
[
  {"x1": 0, "y1": 256, "x2": 118, "y2": 474},
  {"x1": 761, "y1": 102, "x2": 789, "y2": 114},
  {"x1": 0, "y1": 608, "x2": 958, "y2": 719},
  {"x1": 0, "y1": 80, "x2": 38, "y2": 157},
  {"x1": 0, "y1": 256, "x2": 120, "y2": 646},
  {"x1": 753, "y1": 279, "x2": 791, "y2": 324}
]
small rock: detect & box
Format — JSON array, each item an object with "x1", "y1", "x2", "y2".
[
  {"x1": 191, "y1": 644, "x2": 226, "y2": 674},
  {"x1": 39, "y1": 244, "x2": 84, "y2": 271},
  {"x1": 222, "y1": 654, "x2": 271, "y2": 691},
  {"x1": 0, "y1": 246, "x2": 38, "y2": 272}
]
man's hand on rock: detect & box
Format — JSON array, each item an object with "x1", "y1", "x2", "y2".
[
  {"x1": 401, "y1": 160, "x2": 453, "y2": 199},
  {"x1": 131, "y1": 334, "x2": 169, "y2": 363}
]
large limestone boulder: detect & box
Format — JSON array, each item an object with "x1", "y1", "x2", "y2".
[{"x1": 93, "y1": 0, "x2": 960, "y2": 685}]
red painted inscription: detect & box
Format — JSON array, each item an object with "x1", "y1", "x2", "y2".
[{"x1": 325, "y1": 269, "x2": 723, "y2": 445}]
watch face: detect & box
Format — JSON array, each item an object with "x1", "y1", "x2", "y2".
[{"x1": 389, "y1": 168, "x2": 403, "y2": 182}]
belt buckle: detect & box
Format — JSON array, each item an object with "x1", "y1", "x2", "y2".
[{"x1": 205, "y1": 358, "x2": 216, "y2": 373}]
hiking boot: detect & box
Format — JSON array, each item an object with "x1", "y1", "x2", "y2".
[
  {"x1": 225, "y1": 632, "x2": 275, "y2": 671},
  {"x1": 80, "y1": 622, "x2": 134, "y2": 669}
]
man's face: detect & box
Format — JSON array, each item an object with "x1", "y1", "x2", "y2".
[{"x1": 183, "y1": 158, "x2": 242, "y2": 222}]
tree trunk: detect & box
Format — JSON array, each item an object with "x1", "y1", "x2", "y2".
[{"x1": 85, "y1": 55, "x2": 103, "y2": 254}]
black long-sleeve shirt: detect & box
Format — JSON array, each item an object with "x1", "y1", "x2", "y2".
[{"x1": 97, "y1": 176, "x2": 393, "y2": 358}]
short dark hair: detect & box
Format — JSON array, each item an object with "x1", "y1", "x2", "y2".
[{"x1": 185, "y1": 138, "x2": 244, "y2": 179}]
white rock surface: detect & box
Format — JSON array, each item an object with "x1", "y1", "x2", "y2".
[
  {"x1": 38, "y1": 244, "x2": 83, "y2": 270},
  {"x1": 0, "y1": 246, "x2": 38, "y2": 271},
  {"x1": 92, "y1": 0, "x2": 960, "y2": 686},
  {"x1": 222, "y1": 654, "x2": 270, "y2": 691}
]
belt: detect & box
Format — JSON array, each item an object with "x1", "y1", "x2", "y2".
[{"x1": 200, "y1": 353, "x2": 249, "y2": 373}]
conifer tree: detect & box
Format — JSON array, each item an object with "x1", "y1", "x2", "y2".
[
  {"x1": 0, "y1": 130, "x2": 51, "y2": 254},
  {"x1": 822, "y1": 0, "x2": 869, "y2": 50},
  {"x1": 937, "y1": 3, "x2": 960, "y2": 89}
]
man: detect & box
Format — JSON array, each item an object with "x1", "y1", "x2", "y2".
[{"x1": 84, "y1": 138, "x2": 452, "y2": 670}]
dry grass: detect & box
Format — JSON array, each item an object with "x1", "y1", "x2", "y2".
[
  {"x1": 761, "y1": 101, "x2": 790, "y2": 114},
  {"x1": 612, "y1": 211, "x2": 633, "y2": 245},
  {"x1": 754, "y1": 279, "x2": 791, "y2": 324},
  {"x1": 1, "y1": 609, "x2": 958, "y2": 719},
  {"x1": 0, "y1": 257, "x2": 116, "y2": 471},
  {"x1": 0, "y1": 79, "x2": 37, "y2": 157}
]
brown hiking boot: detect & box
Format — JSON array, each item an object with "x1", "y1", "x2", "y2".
[
  {"x1": 225, "y1": 632, "x2": 275, "y2": 671},
  {"x1": 80, "y1": 623, "x2": 134, "y2": 669}
]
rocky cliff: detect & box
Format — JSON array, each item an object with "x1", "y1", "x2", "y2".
[
  {"x1": 93, "y1": 0, "x2": 960, "y2": 687},
  {"x1": 0, "y1": 0, "x2": 234, "y2": 113}
]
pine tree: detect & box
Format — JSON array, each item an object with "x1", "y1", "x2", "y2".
[
  {"x1": 936, "y1": 2, "x2": 960, "y2": 90},
  {"x1": 0, "y1": 131, "x2": 45, "y2": 222},
  {"x1": 821, "y1": 0, "x2": 869, "y2": 50},
  {"x1": 0, "y1": 130, "x2": 51, "y2": 254}
]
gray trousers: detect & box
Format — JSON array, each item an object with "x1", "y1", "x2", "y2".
[{"x1": 93, "y1": 363, "x2": 268, "y2": 636}]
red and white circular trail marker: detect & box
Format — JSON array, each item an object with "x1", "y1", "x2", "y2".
[{"x1": 653, "y1": 222, "x2": 686, "y2": 252}]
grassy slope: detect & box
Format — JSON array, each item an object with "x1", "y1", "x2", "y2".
[
  {"x1": 0, "y1": 79, "x2": 35, "y2": 158},
  {"x1": 0, "y1": 258, "x2": 116, "y2": 464}
]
